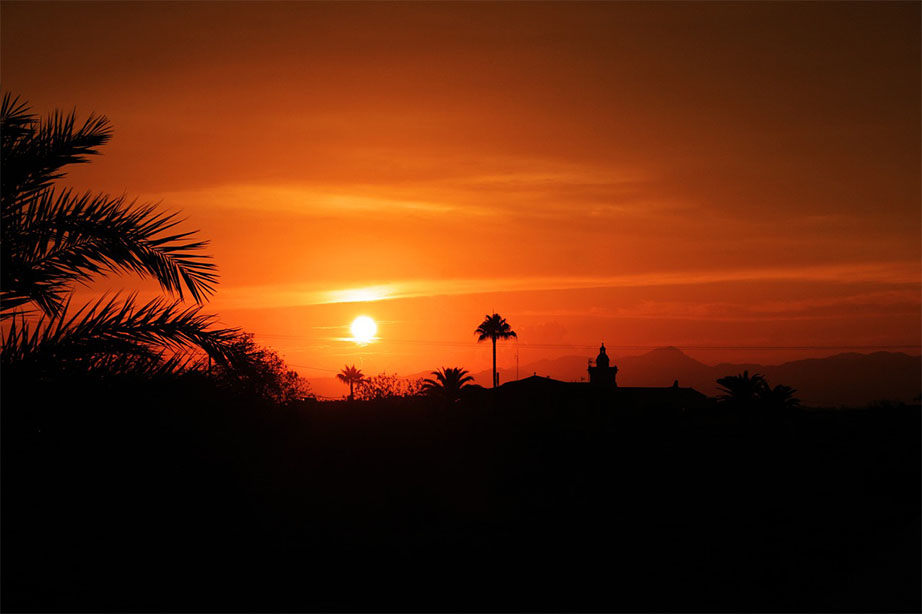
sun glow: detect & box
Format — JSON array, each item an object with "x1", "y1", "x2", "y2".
[
  {"x1": 327, "y1": 285, "x2": 394, "y2": 304},
  {"x1": 350, "y1": 316, "x2": 377, "y2": 344}
]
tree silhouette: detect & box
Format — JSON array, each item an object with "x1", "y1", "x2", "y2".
[
  {"x1": 210, "y1": 332, "x2": 312, "y2": 403},
  {"x1": 354, "y1": 372, "x2": 423, "y2": 401},
  {"x1": 761, "y1": 383, "x2": 801, "y2": 410},
  {"x1": 475, "y1": 313, "x2": 516, "y2": 388},
  {"x1": 337, "y1": 364, "x2": 364, "y2": 400},
  {"x1": 717, "y1": 371, "x2": 801, "y2": 410},
  {"x1": 0, "y1": 93, "x2": 239, "y2": 375},
  {"x1": 716, "y1": 370, "x2": 768, "y2": 406},
  {"x1": 421, "y1": 367, "x2": 474, "y2": 403}
]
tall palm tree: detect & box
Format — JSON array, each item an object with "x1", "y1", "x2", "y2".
[
  {"x1": 421, "y1": 367, "x2": 474, "y2": 403},
  {"x1": 0, "y1": 93, "x2": 239, "y2": 374},
  {"x1": 475, "y1": 313, "x2": 516, "y2": 388},
  {"x1": 716, "y1": 370, "x2": 768, "y2": 407},
  {"x1": 337, "y1": 364, "x2": 364, "y2": 400}
]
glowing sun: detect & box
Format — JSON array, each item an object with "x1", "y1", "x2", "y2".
[{"x1": 350, "y1": 315, "x2": 377, "y2": 344}]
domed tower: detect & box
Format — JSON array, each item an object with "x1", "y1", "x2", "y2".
[{"x1": 588, "y1": 343, "x2": 618, "y2": 386}]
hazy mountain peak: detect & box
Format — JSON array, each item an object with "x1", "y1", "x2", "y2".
[
  {"x1": 633, "y1": 346, "x2": 707, "y2": 367},
  {"x1": 649, "y1": 346, "x2": 685, "y2": 354}
]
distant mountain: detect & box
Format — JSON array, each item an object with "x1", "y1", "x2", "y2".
[
  {"x1": 756, "y1": 352, "x2": 922, "y2": 407},
  {"x1": 478, "y1": 348, "x2": 920, "y2": 407},
  {"x1": 618, "y1": 346, "x2": 714, "y2": 387},
  {"x1": 306, "y1": 348, "x2": 921, "y2": 406}
]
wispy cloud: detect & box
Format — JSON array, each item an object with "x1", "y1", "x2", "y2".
[
  {"x1": 529, "y1": 290, "x2": 922, "y2": 323},
  {"x1": 214, "y1": 261, "x2": 921, "y2": 311},
  {"x1": 155, "y1": 184, "x2": 485, "y2": 217},
  {"x1": 149, "y1": 159, "x2": 675, "y2": 223}
]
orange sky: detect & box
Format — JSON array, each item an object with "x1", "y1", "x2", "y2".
[{"x1": 3, "y1": 1, "x2": 920, "y2": 384}]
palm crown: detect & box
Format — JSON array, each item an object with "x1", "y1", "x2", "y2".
[
  {"x1": 716, "y1": 370, "x2": 800, "y2": 410},
  {"x1": 760, "y1": 383, "x2": 801, "y2": 410},
  {"x1": 336, "y1": 364, "x2": 364, "y2": 400},
  {"x1": 422, "y1": 367, "x2": 474, "y2": 402},
  {"x1": 475, "y1": 312, "x2": 516, "y2": 388},
  {"x1": 475, "y1": 313, "x2": 517, "y2": 343},
  {"x1": 716, "y1": 370, "x2": 767, "y2": 403}
]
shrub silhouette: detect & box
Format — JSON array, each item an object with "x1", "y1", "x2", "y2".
[{"x1": 355, "y1": 372, "x2": 423, "y2": 401}]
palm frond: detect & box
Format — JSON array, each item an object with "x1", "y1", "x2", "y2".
[
  {"x1": 0, "y1": 93, "x2": 35, "y2": 148},
  {"x1": 1, "y1": 294, "x2": 242, "y2": 376},
  {"x1": 1, "y1": 188, "x2": 218, "y2": 317},
  {"x1": 1, "y1": 97, "x2": 112, "y2": 212},
  {"x1": 1, "y1": 93, "x2": 232, "y2": 383}
]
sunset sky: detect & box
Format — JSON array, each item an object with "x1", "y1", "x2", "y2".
[{"x1": 3, "y1": 2, "x2": 920, "y2": 387}]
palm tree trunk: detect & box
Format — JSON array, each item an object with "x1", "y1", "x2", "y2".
[
  {"x1": 349, "y1": 381, "x2": 354, "y2": 400},
  {"x1": 492, "y1": 337, "x2": 497, "y2": 388}
]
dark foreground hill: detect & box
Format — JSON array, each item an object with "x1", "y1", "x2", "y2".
[{"x1": 3, "y1": 376, "x2": 919, "y2": 612}]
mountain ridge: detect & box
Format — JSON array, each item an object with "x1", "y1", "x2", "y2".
[{"x1": 310, "y1": 348, "x2": 921, "y2": 406}]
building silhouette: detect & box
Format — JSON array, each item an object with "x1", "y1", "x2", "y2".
[
  {"x1": 588, "y1": 343, "x2": 618, "y2": 386},
  {"x1": 468, "y1": 342, "x2": 710, "y2": 412}
]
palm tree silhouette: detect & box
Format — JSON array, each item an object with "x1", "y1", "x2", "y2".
[
  {"x1": 337, "y1": 364, "x2": 364, "y2": 400},
  {"x1": 421, "y1": 367, "x2": 474, "y2": 402},
  {"x1": 0, "y1": 93, "x2": 239, "y2": 374},
  {"x1": 475, "y1": 313, "x2": 516, "y2": 388},
  {"x1": 761, "y1": 384, "x2": 801, "y2": 410},
  {"x1": 716, "y1": 370, "x2": 768, "y2": 407}
]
